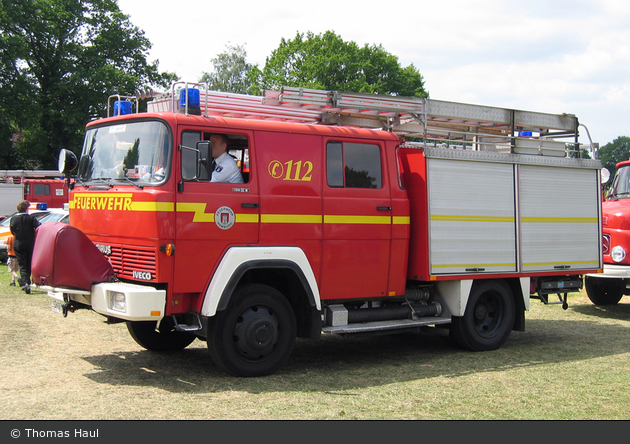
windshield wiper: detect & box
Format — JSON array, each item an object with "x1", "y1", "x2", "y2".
[
  {"x1": 115, "y1": 176, "x2": 144, "y2": 190},
  {"x1": 609, "y1": 191, "x2": 630, "y2": 200},
  {"x1": 90, "y1": 178, "x2": 115, "y2": 188}
]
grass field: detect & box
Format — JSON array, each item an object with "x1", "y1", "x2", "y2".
[{"x1": 1, "y1": 265, "x2": 629, "y2": 420}]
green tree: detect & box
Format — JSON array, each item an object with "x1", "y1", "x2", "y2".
[
  {"x1": 598, "y1": 136, "x2": 630, "y2": 173},
  {"x1": 200, "y1": 43, "x2": 253, "y2": 94},
  {"x1": 249, "y1": 31, "x2": 428, "y2": 97},
  {"x1": 0, "y1": 0, "x2": 176, "y2": 170}
]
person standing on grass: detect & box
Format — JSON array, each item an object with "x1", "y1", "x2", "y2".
[
  {"x1": 10, "y1": 200, "x2": 40, "y2": 294},
  {"x1": 5, "y1": 234, "x2": 19, "y2": 286}
]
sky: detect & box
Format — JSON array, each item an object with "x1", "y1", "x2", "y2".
[{"x1": 116, "y1": 0, "x2": 629, "y2": 148}]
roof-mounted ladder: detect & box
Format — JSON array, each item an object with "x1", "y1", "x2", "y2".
[{"x1": 145, "y1": 83, "x2": 590, "y2": 158}]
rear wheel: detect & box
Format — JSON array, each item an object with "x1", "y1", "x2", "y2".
[
  {"x1": 584, "y1": 276, "x2": 624, "y2": 306},
  {"x1": 127, "y1": 317, "x2": 196, "y2": 351},
  {"x1": 450, "y1": 280, "x2": 515, "y2": 351},
  {"x1": 207, "y1": 283, "x2": 296, "y2": 377}
]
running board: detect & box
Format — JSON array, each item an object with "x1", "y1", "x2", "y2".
[
  {"x1": 172, "y1": 313, "x2": 202, "y2": 332},
  {"x1": 322, "y1": 316, "x2": 452, "y2": 335}
]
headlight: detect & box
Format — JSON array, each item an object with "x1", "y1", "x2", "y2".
[
  {"x1": 611, "y1": 246, "x2": 626, "y2": 263},
  {"x1": 110, "y1": 292, "x2": 126, "y2": 312}
]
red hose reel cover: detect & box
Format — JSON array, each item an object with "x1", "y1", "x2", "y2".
[{"x1": 31, "y1": 222, "x2": 116, "y2": 291}]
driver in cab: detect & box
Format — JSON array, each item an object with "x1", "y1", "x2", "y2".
[{"x1": 210, "y1": 134, "x2": 243, "y2": 183}]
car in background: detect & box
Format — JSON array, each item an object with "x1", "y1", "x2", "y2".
[
  {"x1": 37, "y1": 210, "x2": 69, "y2": 224},
  {"x1": 0, "y1": 207, "x2": 69, "y2": 262}
]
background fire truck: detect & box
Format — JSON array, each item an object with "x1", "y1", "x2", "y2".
[
  {"x1": 585, "y1": 159, "x2": 630, "y2": 305},
  {"x1": 37, "y1": 83, "x2": 604, "y2": 377},
  {"x1": 0, "y1": 170, "x2": 68, "y2": 216}
]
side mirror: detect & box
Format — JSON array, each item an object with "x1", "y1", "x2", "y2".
[
  {"x1": 601, "y1": 168, "x2": 611, "y2": 185},
  {"x1": 77, "y1": 155, "x2": 94, "y2": 179},
  {"x1": 180, "y1": 145, "x2": 199, "y2": 181},
  {"x1": 58, "y1": 149, "x2": 78, "y2": 175},
  {"x1": 197, "y1": 141, "x2": 211, "y2": 179}
]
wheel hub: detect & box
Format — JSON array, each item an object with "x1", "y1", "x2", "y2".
[
  {"x1": 232, "y1": 306, "x2": 280, "y2": 360},
  {"x1": 473, "y1": 295, "x2": 498, "y2": 334}
]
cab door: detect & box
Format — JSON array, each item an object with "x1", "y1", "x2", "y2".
[
  {"x1": 173, "y1": 128, "x2": 259, "y2": 294},
  {"x1": 321, "y1": 139, "x2": 392, "y2": 300}
]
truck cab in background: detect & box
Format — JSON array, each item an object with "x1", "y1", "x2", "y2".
[
  {"x1": 585, "y1": 159, "x2": 630, "y2": 305},
  {"x1": 23, "y1": 179, "x2": 68, "y2": 209}
]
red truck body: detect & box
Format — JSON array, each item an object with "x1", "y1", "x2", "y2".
[
  {"x1": 585, "y1": 159, "x2": 630, "y2": 304},
  {"x1": 23, "y1": 179, "x2": 68, "y2": 209},
  {"x1": 39, "y1": 85, "x2": 604, "y2": 376}
]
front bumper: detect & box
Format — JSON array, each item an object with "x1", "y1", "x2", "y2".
[
  {"x1": 585, "y1": 264, "x2": 630, "y2": 279},
  {"x1": 45, "y1": 281, "x2": 166, "y2": 321}
]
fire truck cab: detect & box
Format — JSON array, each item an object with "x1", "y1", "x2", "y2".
[
  {"x1": 42, "y1": 84, "x2": 604, "y2": 377},
  {"x1": 585, "y1": 159, "x2": 630, "y2": 305}
]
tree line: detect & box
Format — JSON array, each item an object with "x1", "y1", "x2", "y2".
[{"x1": 0, "y1": 1, "x2": 427, "y2": 170}]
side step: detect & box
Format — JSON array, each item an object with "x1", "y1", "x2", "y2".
[
  {"x1": 172, "y1": 313, "x2": 202, "y2": 332},
  {"x1": 322, "y1": 316, "x2": 452, "y2": 335}
]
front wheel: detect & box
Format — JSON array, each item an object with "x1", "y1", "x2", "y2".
[
  {"x1": 127, "y1": 318, "x2": 196, "y2": 351},
  {"x1": 207, "y1": 283, "x2": 296, "y2": 377},
  {"x1": 450, "y1": 280, "x2": 516, "y2": 351},
  {"x1": 584, "y1": 276, "x2": 625, "y2": 306}
]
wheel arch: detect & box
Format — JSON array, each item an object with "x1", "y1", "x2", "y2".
[
  {"x1": 438, "y1": 277, "x2": 526, "y2": 332},
  {"x1": 469, "y1": 278, "x2": 526, "y2": 332},
  {"x1": 200, "y1": 247, "x2": 322, "y2": 339},
  {"x1": 504, "y1": 277, "x2": 527, "y2": 332}
]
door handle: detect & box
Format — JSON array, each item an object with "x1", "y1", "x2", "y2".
[
  {"x1": 377, "y1": 206, "x2": 392, "y2": 211},
  {"x1": 241, "y1": 203, "x2": 259, "y2": 208}
]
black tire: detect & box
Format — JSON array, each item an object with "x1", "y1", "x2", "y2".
[
  {"x1": 584, "y1": 276, "x2": 624, "y2": 306},
  {"x1": 207, "y1": 283, "x2": 296, "y2": 377},
  {"x1": 450, "y1": 280, "x2": 516, "y2": 351},
  {"x1": 127, "y1": 317, "x2": 196, "y2": 351}
]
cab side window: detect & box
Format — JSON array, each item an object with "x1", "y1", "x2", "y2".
[
  {"x1": 34, "y1": 184, "x2": 51, "y2": 196},
  {"x1": 180, "y1": 130, "x2": 250, "y2": 183},
  {"x1": 326, "y1": 141, "x2": 382, "y2": 189}
]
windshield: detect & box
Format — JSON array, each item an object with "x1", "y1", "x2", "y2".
[
  {"x1": 39, "y1": 212, "x2": 68, "y2": 223},
  {"x1": 77, "y1": 120, "x2": 171, "y2": 185},
  {"x1": 610, "y1": 166, "x2": 630, "y2": 199},
  {"x1": 0, "y1": 214, "x2": 15, "y2": 227}
]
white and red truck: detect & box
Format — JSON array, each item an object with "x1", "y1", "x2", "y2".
[
  {"x1": 0, "y1": 171, "x2": 68, "y2": 216},
  {"x1": 585, "y1": 158, "x2": 630, "y2": 305},
  {"x1": 36, "y1": 84, "x2": 604, "y2": 376}
]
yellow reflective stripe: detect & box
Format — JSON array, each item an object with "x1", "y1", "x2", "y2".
[
  {"x1": 174, "y1": 203, "x2": 258, "y2": 223},
  {"x1": 261, "y1": 214, "x2": 323, "y2": 224},
  {"x1": 176, "y1": 202, "x2": 213, "y2": 222},
  {"x1": 236, "y1": 213, "x2": 259, "y2": 223},
  {"x1": 431, "y1": 215, "x2": 515, "y2": 223},
  {"x1": 523, "y1": 260, "x2": 598, "y2": 266},
  {"x1": 521, "y1": 217, "x2": 598, "y2": 223},
  {"x1": 70, "y1": 195, "x2": 412, "y2": 227},
  {"x1": 432, "y1": 263, "x2": 516, "y2": 268},
  {"x1": 324, "y1": 215, "x2": 391, "y2": 225},
  {"x1": 131, "y1": 202, "x2": 174, "y2": 212}
]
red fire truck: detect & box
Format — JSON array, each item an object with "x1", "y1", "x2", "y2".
[
  {"x1": 0, "y1": 172, "x2": 68, "y2": 216},
  {"x1": 23, "y1": 178, "x2": 68, "y2": 209},
  {"x1": 37, "y1": 83, "x2": 604, "y2": 376},
  {"x1": 585, "y1": 159, "x2": 630, "y2": 305}
]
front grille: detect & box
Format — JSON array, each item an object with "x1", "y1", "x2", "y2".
[{"x1": 107, "y1": 245, "x2": 157, "y2": 280}]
